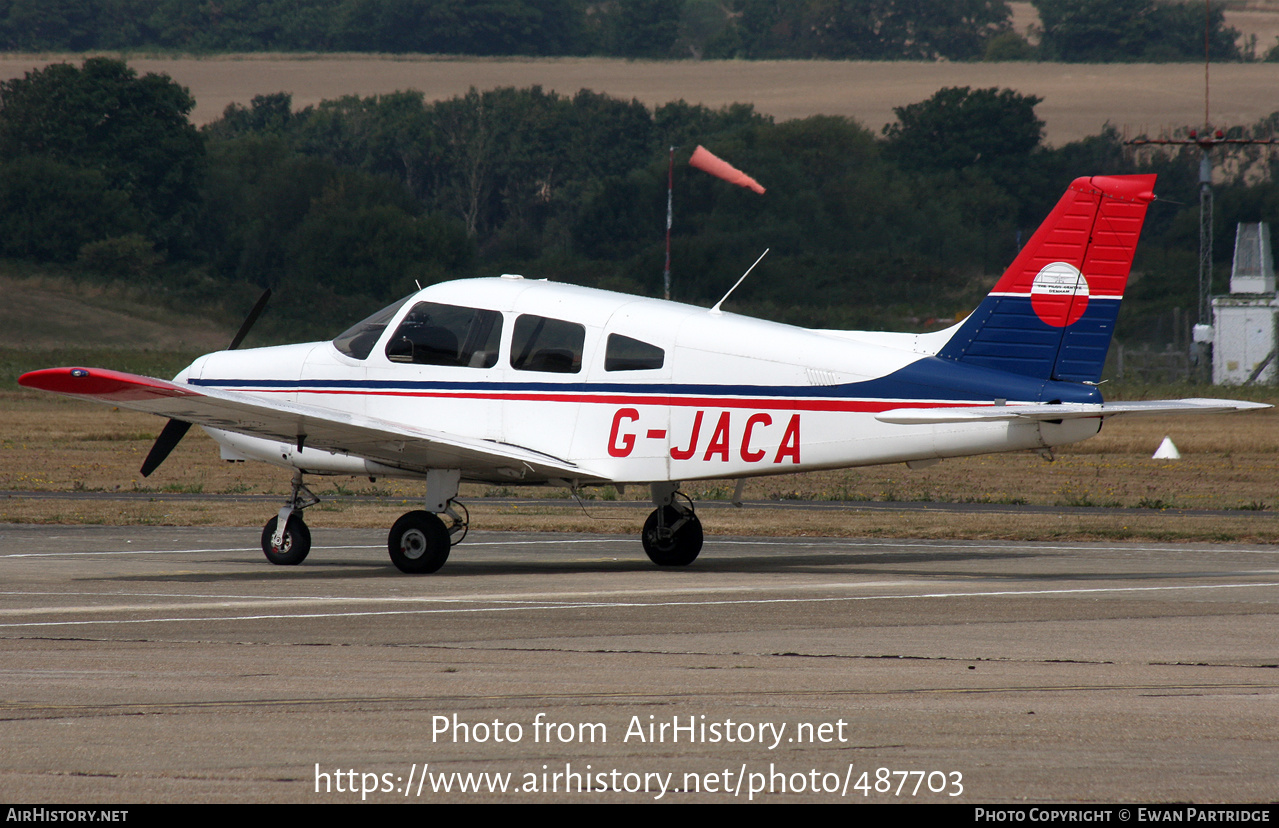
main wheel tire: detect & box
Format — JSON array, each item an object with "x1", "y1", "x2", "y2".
[
  {"x1": 261, "y1": 515, "x2": 311, "y2": 565},
  {"x1": 641, "y1": 506, "x2": 703, "y2": 566},
  {"x1": 388, "y1": 510, "x2": 451, "y2": 574}
]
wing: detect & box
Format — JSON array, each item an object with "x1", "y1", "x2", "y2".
[
  {"x1": 18, "y1": 367, "x2": 604, "y2": 484},
  {"x1": 875, "y1": 398, "x2": 1270, "y2": 425}
]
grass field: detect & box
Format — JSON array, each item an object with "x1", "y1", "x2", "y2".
[{"x1": 0, "y1": 53, "x2": 1277, "y2": 146}]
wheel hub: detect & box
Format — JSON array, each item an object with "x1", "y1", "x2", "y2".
[
  {"x1": 401, "y1": 529, "x2": 427, "y2": 560},
  {"x1": 647, "y1": 527, "x2": 676, "y2": 551}
]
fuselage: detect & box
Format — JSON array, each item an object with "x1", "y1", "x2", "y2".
[{"x1": 183, "y1": 275, "x2": 1103, "y2": 485}]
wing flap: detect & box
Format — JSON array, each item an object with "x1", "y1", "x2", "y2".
[
  {"x1": 876, "y1": 398, "x2": 1270, "y2": 425},
  {"x1": 19, "y1": 367, "x2": 601, "y2": 482}
]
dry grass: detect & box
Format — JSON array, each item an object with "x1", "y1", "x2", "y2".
[
  {"x1": 3, "y1": 389, "x2": 1276, "y2": 542},
  {"x1": 2, "y1": 53, "x2": 1278, "y2": 145}
]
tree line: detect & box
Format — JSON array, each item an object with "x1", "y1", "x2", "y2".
[
  {"x1": 3, "y1": 56, "x2": 1279, "y2": 342},
  {"x1": 0, "y1": 0, "x2": 1251, "y2": 62}
]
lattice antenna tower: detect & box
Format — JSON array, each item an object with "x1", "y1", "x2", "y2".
[{"x1": 1124, "y1": 0, "x2": 1277, "y2": 326}]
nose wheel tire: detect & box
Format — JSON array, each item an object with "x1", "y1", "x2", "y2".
[
  {"x1": 261, "y1": 515, "x2": 311, "y2": 565},
  {"x1": 388, "y1": 510, "x2": 451, "y2": 574},
  {"x1": 642, "y1": 506, "x2": 703, "y2": 566}
]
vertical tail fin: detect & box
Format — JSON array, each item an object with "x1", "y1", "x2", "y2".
[{"x1": 937, "y1": 174, "x2": 1156, "y2": 383}]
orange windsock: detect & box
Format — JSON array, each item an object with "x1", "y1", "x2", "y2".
[{"x1": 689, "y1": 145, "x2": 765, "y2": 194}]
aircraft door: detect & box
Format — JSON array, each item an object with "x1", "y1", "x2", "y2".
[
  {"x1": 500, "y1": 313, "x2": 594, "y2": 464},
  {"x1": 365, "y1": 301, "x2": 506, "y2": 440}
]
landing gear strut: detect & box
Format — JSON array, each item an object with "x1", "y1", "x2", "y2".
[
  {"x1": 642, "y1": 483, "x2": 703, "y2": 566},
  {"x1": 261, "y1": 471, "x2": 318, "y2": 565}
]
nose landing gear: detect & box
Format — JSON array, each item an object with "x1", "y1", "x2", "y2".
[{"x1": 261, "y1": 471, "x2": 319, "y2": 565}]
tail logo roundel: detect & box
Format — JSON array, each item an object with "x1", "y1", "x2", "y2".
[{"x1": 1030, "y1": 262, "x2": 1088, "y2": 327}]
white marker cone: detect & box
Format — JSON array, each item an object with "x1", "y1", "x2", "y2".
[{"x1": 1152, "y1": 437, "x2": 1181, "y2": 460}]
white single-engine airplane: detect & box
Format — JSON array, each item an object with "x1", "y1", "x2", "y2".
[{"x1": 19, "y1": 174, "x2": 1268, "y2": 573}]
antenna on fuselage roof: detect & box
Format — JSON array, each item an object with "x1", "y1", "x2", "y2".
[{"x1": 709, "y1": 248, "x2": 769, "y2": 315}]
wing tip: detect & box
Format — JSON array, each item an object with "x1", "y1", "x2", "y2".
[{"x1": 18, "y1": 367, "x2": 195, "y2": 401}]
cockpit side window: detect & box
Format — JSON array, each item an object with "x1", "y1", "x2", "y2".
[
  {"x1": 510, "y1": 314, "x2": 585, "y2": 374},
  {"x1": 332, "y1": 296, "x2": 411, "y2": 360},
  {"x1": 605, "y1": 334, "x2": 664, "y2": 371},
  {"x1": 385, "y1": 302, "x2": 503, "y2": 368}
]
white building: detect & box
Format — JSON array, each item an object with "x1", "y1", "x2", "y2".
[{"x1": 1211, "y1": 223, "x2": 1279, "y2": 385}]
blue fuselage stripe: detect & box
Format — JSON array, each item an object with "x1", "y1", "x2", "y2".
[{"x1": 191, "y1": 357, "x2": 1103, "y2": 406}]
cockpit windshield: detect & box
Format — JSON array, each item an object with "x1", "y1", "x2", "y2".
[{"x1": 332, "y1": 296, "x2": 412, "y2": 360}]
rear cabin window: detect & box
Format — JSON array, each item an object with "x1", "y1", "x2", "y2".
[
  {"x1": 605, "y1": 334, "x2": 664, "y2": 371},
  {"x1": 510, "y1": 314, "x2": 585, "y2": 374},
  {"x1": 332, "y1": 296, "x2": 411, "y2": 360},
  {"x1": 384, "y1": 302, "x2": 503, "y2": 368}
]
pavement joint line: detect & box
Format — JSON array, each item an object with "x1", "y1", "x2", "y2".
[{"x1": 0, "y1": 581, "x2": 1276, "y2": 629}]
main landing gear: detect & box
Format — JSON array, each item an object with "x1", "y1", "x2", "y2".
[
  {"x1": 261, "y1": 469, "x2": 469, "y2": 574},
  {"x1": 642, "y1": 482, "x2": 703, "y2": 566},
  {"x1": 387, "y1": 499, "x2": 468, "y2": 574}
]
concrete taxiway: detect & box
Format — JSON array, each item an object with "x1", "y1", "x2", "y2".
[{"x1": 0, "y1": 524, "x2": 1275, "y2": 803}]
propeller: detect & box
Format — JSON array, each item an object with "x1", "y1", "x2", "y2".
[
  {"x1": 227, "y1": 288, "x2": 273, "y2": 351},
  {"x1": 140, "y1": 289, "x2": 271, "y2": 477},
  {"x1": 140, "y1": 418, "x2": 193, "y2": 477}
]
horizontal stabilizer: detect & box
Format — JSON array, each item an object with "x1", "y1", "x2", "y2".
[{"x1": 876, "y1": 398, "x2": 1270, "y2": 425}]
